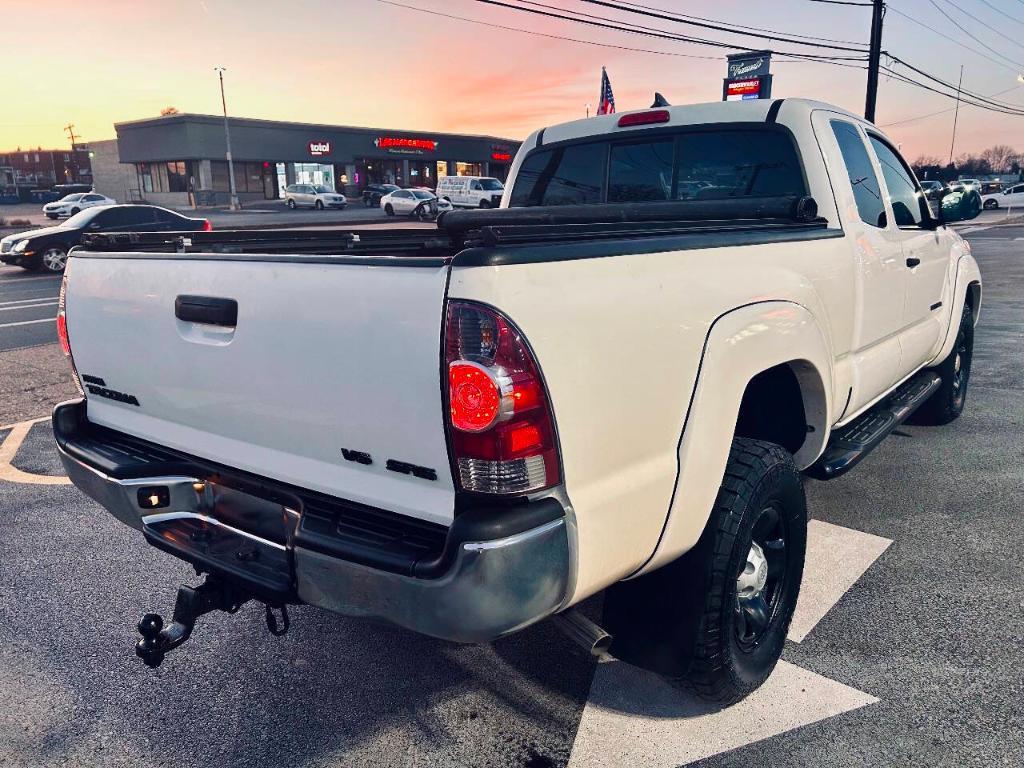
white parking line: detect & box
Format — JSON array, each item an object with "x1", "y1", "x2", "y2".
[
  {"x1": 0, "y1": 297, "x2": 59, "y2": 307},
  {"x1": 0, "y1": 318, "x2": 55, "y2": 329},
  {"x1": 0, "y1": 418, "x2": 71, "y2": 485},
  {"x1": 0, "y1": 302, "x2": 57, "y2": 313},
  {"x1": 567, "y1": 521, "x2": 892, "y2": 767},
  {"x1": 0, "y1": 275, "x2": 62, "y2": 283}
]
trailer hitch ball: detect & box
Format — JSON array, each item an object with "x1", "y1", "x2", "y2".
[{"x1": 136, "y1": 613, "x2": 167, "y2": 668}]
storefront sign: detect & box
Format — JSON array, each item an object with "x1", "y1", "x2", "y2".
[
  {"x1": 723, "y1": 51, "x2": 772, "y2": 102},
  {"x1": 725, "y1": 79, "x2": 762, "y2": 100},
  {"x1": 374, "y1": 137, "x2": 438, "y2": 154},
  {"x1": 491, "y1": 152, "x2": 512, "y2": 163},
  {"x1": 727, "y1": 50, "x2": 772, "y2": 79},
  {"x1": 308, "y1": 140, "x2": 331, "y2": 157}
]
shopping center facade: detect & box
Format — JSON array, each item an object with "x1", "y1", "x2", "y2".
[{"x1": 98, "y1": 113, "x2": 520, "y2": 207}]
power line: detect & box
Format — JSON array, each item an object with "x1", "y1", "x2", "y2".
[
  {"x1": 973, "y1": 0, "x2": 1024, "y2": 28},
  {"x1": 595, "y1": 0, "x2": 867, "y2": 46},
  {"x1": 886, "y1": 6, "x2": 1023, "y2": 73},
  {"x1": 575, "y1": 0, "x2": 869, "y2": 52},
  {"x1": 935, "y1": 0, "x2": 1024, "y2": 51},
  {"x1": 926, "y1": 0, "x2": 1024, "y2": 69},
  {"x1": 376, "y1": 0, "x2": 721, "y2": 59},
  {"x1": 880, "y1": 85, "x2": 1023, "y2": 126},
  {"x1": 887, "y1": 54, "x2": 1024, "y2": 110},
  {"x1": 881, "y1": 65, "x2": 1024, "y2": 116},
  {"x1": 469, "y1": 0, "x2": 869, "y2": 62}
]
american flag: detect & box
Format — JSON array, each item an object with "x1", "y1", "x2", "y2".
[{"x1": 597, "y1": 67, "x2": 615, "y2": 115}]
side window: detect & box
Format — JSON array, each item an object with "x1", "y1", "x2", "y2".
[
  {"x1": 830, "y1": 120, "x2": 886, "y2": 228},
  {"x1": 509, "y1": 142, "x2": 605, "y2": 206},
  {"x1": 608, "y1": 140, "x2": 673, "y2": 202},
  {"x1": 470, "y1": 181, "x2": 482, "y2": 191},
  {"x1": 868, "y1": 135, "x2": 926, "y2": 227},
  {"x1": 83, "y1": 194, "x2": 103, "y2": 202}
]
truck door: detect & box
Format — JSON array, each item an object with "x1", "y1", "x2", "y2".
[
  {"x1": 865, "y1": 133, "x2": 948, "y2": 372},
  {"x1": 821, "y1": 115, "x2": 907, "y2": 416}
]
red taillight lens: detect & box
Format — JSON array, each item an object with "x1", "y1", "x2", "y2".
[
  {"x1": 617, "y1": 109, "x2": 670, "y2": 127},
  {"x1": 445, "y1": 301, "x2": 560, "y2": 494},
  {"x1": 202, "y1": 219, "x2": 213, "y2": 232},
  {"x1": 57, "y1": 274, "x2": 84, "y2": 396}
]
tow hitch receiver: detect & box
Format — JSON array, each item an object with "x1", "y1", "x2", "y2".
[{"x1": 135, "y1": 575, "x2": 289, "y2": 668}]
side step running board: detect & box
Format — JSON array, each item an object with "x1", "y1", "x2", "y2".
[{"x1": 807, "y1": 371, "x2": 942, "y2": 480}]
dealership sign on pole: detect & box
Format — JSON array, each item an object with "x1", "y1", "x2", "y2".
[{"x1": 723, "y1": 50, "x2": 773, "y2": 101}]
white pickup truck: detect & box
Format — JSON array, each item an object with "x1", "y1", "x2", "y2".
[{"x1": 54, "y1": 99, "x2": 982, "y2": 703}]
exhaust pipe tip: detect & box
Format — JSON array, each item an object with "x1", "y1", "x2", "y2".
[{"x1": 552, "y1": 608, "x2": 612, "y2": 659}]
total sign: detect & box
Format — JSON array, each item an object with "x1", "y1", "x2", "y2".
[{"x1": 308, "y1": 140, "x2": 331, "y2": 157}]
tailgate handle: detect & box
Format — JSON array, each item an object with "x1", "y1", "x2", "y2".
[{"x1": 175, "y1": 295, "x2": 238, "y2": 327}]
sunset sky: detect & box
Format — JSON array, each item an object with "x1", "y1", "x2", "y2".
[{"x1": 2, "y1": 0, "x2": 1023, "y2": 161}]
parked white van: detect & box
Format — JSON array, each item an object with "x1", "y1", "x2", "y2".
[{"x1": 436, "y1": 176, "x2": 504, "y2": 208}]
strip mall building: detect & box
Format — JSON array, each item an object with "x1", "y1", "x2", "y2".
[{"x1": 91, "y1": 113, "x2": 520, "y2": 207}]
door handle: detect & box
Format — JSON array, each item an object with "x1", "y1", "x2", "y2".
[
  {"x1": 906, "y1": 257, "x2": 921, "y2": 268},
  {"x1": 175, "y1": 295, "x2": 238, "y2": 326}
]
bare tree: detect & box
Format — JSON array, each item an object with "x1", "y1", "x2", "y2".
[
  {"x1": 980, "y1": 145, "x2": 1019, "y2": 173},
  {"x1": 160, "y1": 106, "x2": 180, "y2": 116}
]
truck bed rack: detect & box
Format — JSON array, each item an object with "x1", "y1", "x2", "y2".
[{"x1": 77, "y1": 195, "x2": 828, "y2": 258}]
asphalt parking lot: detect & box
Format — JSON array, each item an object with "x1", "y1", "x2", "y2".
[{"x1": 0, "y1": 222, "x2": 1021, "y2": 767}]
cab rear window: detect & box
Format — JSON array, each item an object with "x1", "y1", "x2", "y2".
[{"x1": 509, "y1": 127, "x2": 806, "y2": 207}]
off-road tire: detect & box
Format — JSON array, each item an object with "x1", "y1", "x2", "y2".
[
  {"x1": 909, "y1": 302, "x2": 974, "y2": 425},
  {"x1": 604, "y1": 438, "x2": 807, "y2": 705}
]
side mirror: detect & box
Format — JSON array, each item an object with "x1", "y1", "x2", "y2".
[{"x1": 939, "y1": 188, "x2": 982, "y2": 224}]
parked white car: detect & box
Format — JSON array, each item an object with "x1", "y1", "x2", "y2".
[
  {"x1": 283, "y1": 184, "x2": 347, "y2": 210},
  {"x1": 982, "y1": 182, "x2": 1024, "y2": 209},
  {"x1": 436, "y1": 176, "x2": 504, "y2": 208},
  {"x1": 380, "y1": 188, "x2": 453, "y2": 218},
  {"x1": 54, "y1": 98, "x2": 983, "y2": 703},
  {"x1": 43, "y1": 192, "x2": 115, "y2": 219}
]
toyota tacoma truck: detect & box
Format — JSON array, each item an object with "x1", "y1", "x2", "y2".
[{"x1": 54, "y1": 99, "x2": 982, "y2": 704}]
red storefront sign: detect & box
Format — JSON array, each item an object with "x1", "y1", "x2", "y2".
[
  {"x1": 725, "y1": 79, "x2": 762, "y2": 101},
  {"x1": 491, "y1": 152, "x2": 512, "y2": 163},
  {"x1": 374, "y1": 137, "x2": 438, "y2": 152}
]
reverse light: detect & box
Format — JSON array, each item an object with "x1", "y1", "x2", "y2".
[
  {"x1": 445, "y1": 301, "x2": 560, "y2": 494},
  {"x1": 617, "y1": 109, "x2": 670, "y2": 128},
  {"x1": 57, "y1": 274, "x2": 85, "y2": 397}
]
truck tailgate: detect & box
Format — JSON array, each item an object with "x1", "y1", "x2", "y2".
[{"x1": 64, "y1": 254, "x2": 455, "y2": 526}]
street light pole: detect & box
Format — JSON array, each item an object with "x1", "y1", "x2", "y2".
[
  {"x1": 948, "y1": 65, "x2": 964, "y2": 167},
  {"x1": 215, "y1": 67, "x2": 240, "y2": 211}
]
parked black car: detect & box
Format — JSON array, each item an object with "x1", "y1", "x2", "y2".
[
  {"x1": 0, "y1": 205, "x2": 211, "y2": 273},
  {"x1": 362, "y1": 183, "x2": 400, "y2": 207}
]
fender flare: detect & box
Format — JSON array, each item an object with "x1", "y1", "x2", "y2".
[
  {"x1": 631, "y1": 300, "x2": 833, "y2": 577},
  {"x1": 929, "y1": 254, "x2": 982, "y2": 367}
]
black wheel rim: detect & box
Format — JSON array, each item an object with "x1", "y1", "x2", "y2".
[
  {"x1": 951, "y1": 320, "x2": 972, "y2": 408},
  {"x1": 735, "y1": 503, "x2": 789, "y2": 650}
]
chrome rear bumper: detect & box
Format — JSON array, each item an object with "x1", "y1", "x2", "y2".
[{"x1": 55, "y1": 400, "x2": 573, "y2": 643}]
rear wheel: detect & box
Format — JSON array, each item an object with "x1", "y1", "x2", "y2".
[
  {"x1": 909, "y1": 302, "x2": 974, "y2": 425},
  {"x1": 384, "y1": 203, "x2": 394, "y2": 216},
  {"x1": 38, "y1": 247, "x2": 68, "y2": 273},
  {"x1": 604, "y1": 438, "x2": 806, "y2": 705},
  {"x1": 983, "y1": 199, "x2": 999, "y2": 210}
]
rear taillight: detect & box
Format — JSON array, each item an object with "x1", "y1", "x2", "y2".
[
  {"x1": 201, "y1": 219, "x2": 213, "y2": 232},
  {"x1": 57, "y1": 274, "x2": 84, "y2": 397},
  {"x1": 445, "y1": 301, "x2": 560, "y2": 494},
  {"x1": 617, "y1": 109, "x2": 670, "y2": 127}
]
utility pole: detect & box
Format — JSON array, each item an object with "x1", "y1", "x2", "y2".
[
  {"x1": 864, "y1": 0, "x2": 885, "y2": 123},
  {"x1": 948, "y1": 65, "x2": 964, "y2": 166},
  {"x1": 64, "y1": 124, "x2": 80, "y2": 183},
  {"x1": 214, "y1": 67, "x2": 240, "y2": 211}
]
